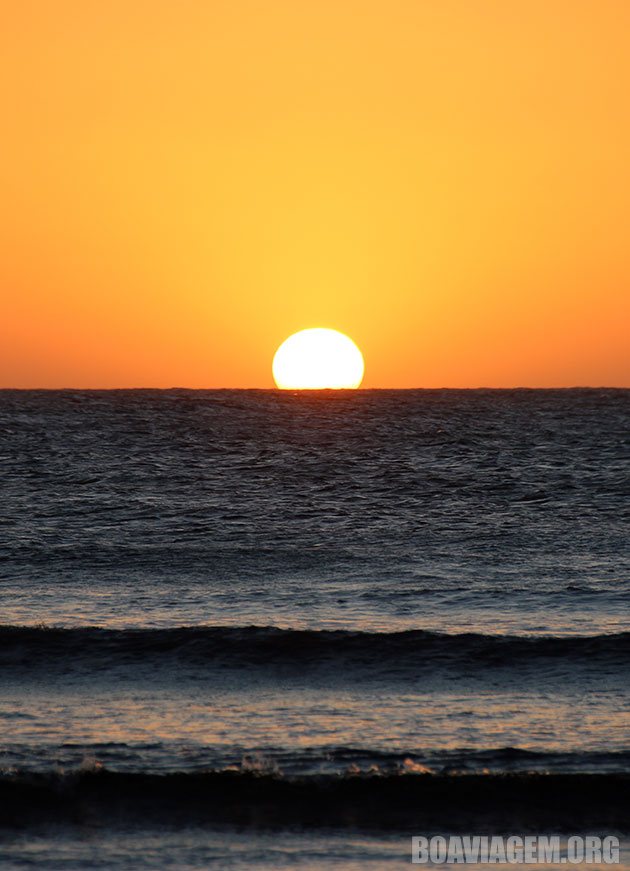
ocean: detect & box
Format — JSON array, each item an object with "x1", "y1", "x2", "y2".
[{"x1": 0, "y1": 388, "x2": 628, "y2": 869}]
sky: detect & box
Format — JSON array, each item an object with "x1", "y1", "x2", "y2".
[{"x1": 1, "y1": 0, "x2": 629, "y2": 388}]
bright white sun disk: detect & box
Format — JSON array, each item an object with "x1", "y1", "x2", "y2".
[{"x1": 272, "y1": 328, "x2": 364, "y2": 390}]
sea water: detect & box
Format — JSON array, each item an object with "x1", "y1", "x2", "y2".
[{"x1": 0, "y1": 389, "x2": 628, "y2": 868}]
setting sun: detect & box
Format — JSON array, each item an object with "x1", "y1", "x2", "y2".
[{"x1": 272, "y1": 328, "x2": 365, "y2": 390}]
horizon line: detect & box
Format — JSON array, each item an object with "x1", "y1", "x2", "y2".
[{"x1": 1, "y1": 385, "x2": 628, "y2": 392}]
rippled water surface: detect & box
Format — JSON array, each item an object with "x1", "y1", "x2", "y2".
[{"x1": 2, "y1": 389, "x2": 628, "y2": 630}]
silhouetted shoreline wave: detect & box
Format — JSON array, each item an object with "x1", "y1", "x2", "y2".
[{"x1": 1, "y1": 769, "x2": 628, "y2": 831}]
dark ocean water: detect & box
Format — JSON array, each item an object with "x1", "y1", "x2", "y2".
[{"x1": 0, "y1": 389, "x2": 628, "y2": 868}]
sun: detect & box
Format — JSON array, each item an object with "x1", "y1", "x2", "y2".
[{"x1": 272, "y1": 328, "x2": 365, "y2": 390}]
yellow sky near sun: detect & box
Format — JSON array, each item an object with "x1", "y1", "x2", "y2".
[{"x1": 1, "y1": 0, "x2": 629, "y2": 387}]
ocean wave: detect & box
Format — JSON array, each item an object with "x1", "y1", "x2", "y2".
[
  {"x1": 1, "y1": 626, "x2": 628, "y2": 677},
  {"x1": 3, "y1": 743, "x2": 629, "y2": 777},
  {"x1": 0, "y1": 768, "x2": 628, "y2": 831}
]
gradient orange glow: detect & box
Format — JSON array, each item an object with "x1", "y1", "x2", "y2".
[{"x1": 1, "y1": 1, "x2": 629, "y2": 388}]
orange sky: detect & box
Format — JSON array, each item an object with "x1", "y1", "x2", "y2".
[{"x1": 2, "y1": 0, "x2": 629, "y2": 388}]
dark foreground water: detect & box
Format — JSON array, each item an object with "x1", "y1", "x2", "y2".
[{"x1": 0, "y1": 389, "x2": 628, "y2": 868}]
